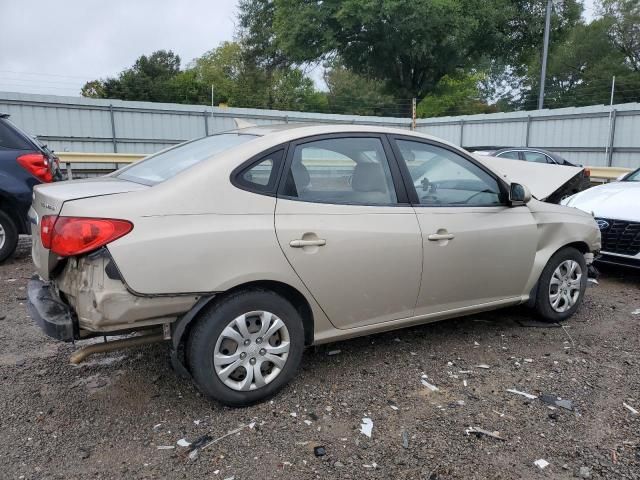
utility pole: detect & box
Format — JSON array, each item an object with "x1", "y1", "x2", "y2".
[
  {"x1": 211, "y1": 85, "x2": 214, "y2": 115},
  {"x1": 538, "y1": 0, "x2": 553, "y2": 110},
  {"x1": 605, "y1": 76, "x2": 616, "y2": 165},
  {"x1": 411, "y1": 98, "x2": 417, "y2": 130}
]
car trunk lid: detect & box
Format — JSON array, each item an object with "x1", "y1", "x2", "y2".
[{"x1": 31, "y1": 177, "x2": 148, "y2": 279}]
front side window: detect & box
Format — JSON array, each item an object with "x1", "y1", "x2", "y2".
[
  {"x1": 623, "y1": 169, "x2": 640, "y2": 182},
  {"x1": 395, "y1": 139, "x2": 504, "y2": 206},
  {"x1": 281, "y1": 137, "x2": 397, "y2": 205},
  {"x1": 117, "y1": 133, "x2": 258, "y2": 185}
]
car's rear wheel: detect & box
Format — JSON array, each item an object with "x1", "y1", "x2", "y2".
[
  {"x1": 187, "y1": 289, "x2": 304, "y2": 407},
  {"x1": 0, "y1": 210, "x2": 19, "y2": 264},
  {"x1": 534, "y1": 247, "x2": 587, "y2": 322}
]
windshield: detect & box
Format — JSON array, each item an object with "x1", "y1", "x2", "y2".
[
  {"x1": 623, "y1": 169, "x2": 640, "y2": 182},
  {"x1": 116, "y1": 133, "x2": 258, "y2": 185}
]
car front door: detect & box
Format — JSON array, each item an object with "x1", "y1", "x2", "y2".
[
  {"x1": 391, "y1": 137, "x2": 538, "y2": 316},
  {"x1": 274, "y1": 134, "x2": 422, "y2": 329}
]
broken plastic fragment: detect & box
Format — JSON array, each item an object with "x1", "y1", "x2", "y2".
[
  {"x1": 177, "y1": 438, "x2": 191, "y2": 447},
  {"x1": 540, "y1": 394, "x2": 573, "y2": 411},
  {"x1": 466, "y1": 426, "x2": 505, "y2": 441},
  {"x1": 157, "y1": 445, "x2": 174, "y2": 450},
  {"x1": 314, "y1": 446, "x2": 326, "y2": 457},
  {"x1": 421, "y1": 379, "x2": 439, "y2": 392},
  {"x1": 360, "y1": 417, "x2": 373, "y2": 438},
  {"x1": 304, "y1": 420, "x2": 312, "y2": 425},
  {"x1": 506, "y1": 388, "x2": 538, "y2": 400},
  {"x1": 632, "y1": 309, "x2": 640, "y2": 315},
  {"x1": 623, "y1": 402, "x2": 638, "y2": 415},
  {"x1": 390, "y1": 405, "x2": 399, "y2": 411},
  {"x1": 534, "y1": 459, "x2": 549, "y2": 470},
  {"x1": 476, "y1": 364, "x2": 491, "y2": 369},
  {"x1": 327, "y1": 350, "x2": 341, "y2": 356}
]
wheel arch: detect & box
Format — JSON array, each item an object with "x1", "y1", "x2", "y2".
[{"x1": 170, "y1": 279, "x2": 315, "y2": 377}]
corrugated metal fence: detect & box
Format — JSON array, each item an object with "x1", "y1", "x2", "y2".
[{"x1": 1, "y1": 91, "x2": 639, "y2": 168}]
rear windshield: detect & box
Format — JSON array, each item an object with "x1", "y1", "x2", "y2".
[
  {"x1": 116, "y1": 133, "x2": 258, "y2": 185},
  {"x1": 0, "y1": 118, "x2": 34, "y2": 150}
]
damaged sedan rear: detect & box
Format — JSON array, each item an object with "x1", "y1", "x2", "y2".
[{"x1": 27, "y1": 124, "x2": 600, "y2": 406}]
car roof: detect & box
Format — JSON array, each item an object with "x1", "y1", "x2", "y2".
[{"x1": 0, "y1": 113, "x2": 9, "y2": 119}]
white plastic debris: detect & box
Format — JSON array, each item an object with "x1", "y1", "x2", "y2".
[
  {"x1": 153, "y1": 423, "x2": 162, "y2": 431},
  {"x1": 363, "y1": 462, "x2": 378, "y2": 469},
  {"x1": 587, "y1": 278, "x2": 598, "y2": 285},
  {"x1": 360, "y1": 417, "x2": 373, "y2": 438},
  {"x1": 290, "y1": 412, "x2": 297, "y2": 418},
  {"x1": 193, "y1": 420, "x2": 201, "y2": 425},
  {"x1": 474, "y1": 341, "x2": 480, "y2": 346},
  {"x1": 506, "y1": 388, "x2": 538, "y2": 400},
  {"x1": 632, "y1": 309, "x2": 640, "y2": 315},
  {"x1": 534, "y1": 459, "x2": 549, "y2": 470},
  {"x1": 463, "y1": 379, "x2": 468, "y2": 387},
  {"x1": 476, "y1": 364, "x2": 491, "y2": 369},
  {"x1": 327, "y1": 350, "x2": 341, "y2": 356},
  {"x1": 177, "y1": 438, "x2": 191, "y2": 447},
  {"x1": 623, "y1": 402, "x2": 638, "y2": 415},
  {"x1": 303, "y1": 419, "x2": 312, "y2": 425},
  {"x1": 390, "y1": 405, "x2": 399, "y2": 411},
  {"x1": 524, "y1": 358, "x2": 533, "y2": 363},
  {"x1": 421, "y1": 379, "x2": 439, "y2": 392},
  {"x1": 157, "y1": 445, "x2": 175, "y2": 450}
]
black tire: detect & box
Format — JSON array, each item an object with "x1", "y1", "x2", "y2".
[
  {"x1": 0, "y1": 210, "x2": 19, "y2": 264},
  {"x1": 187, "y1": 288, "x2": 305, "y2": 407},
  {"x1": 534, "y1": 247, "x2": 587, "y2": 322}
]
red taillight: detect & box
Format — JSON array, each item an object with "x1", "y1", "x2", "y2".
[
  {"x1": 17, "y1": 153, "x2": 53, "y2": 183},
  {"x1": 584, "y1": 168, "x2": 591, "y2": 177},
  {"x1": 40, "y1": 216, "x2": 133, "y2": 257}
]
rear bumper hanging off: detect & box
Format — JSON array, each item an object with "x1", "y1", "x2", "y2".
[{"x1": 27, "y1": 275, "x2": 76, "y2": 342}]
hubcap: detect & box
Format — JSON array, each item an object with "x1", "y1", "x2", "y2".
[
  {"x1": 0, "y1": 223, "x2": 5, "y2": 250},
  {"x1": 549, "y1": 260, "x2": 582, "y2": 313},
  {"x1": 213, "y1": 311, "x2": 290, "y2": 391}
]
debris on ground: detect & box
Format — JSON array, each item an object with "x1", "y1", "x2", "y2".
[
  {"x1": 313, "y1": 446, "x2": 326, "y2": 457},
  {"x1": 360, "y1": 417, "x2": 373, "y2": 438},
  {"x1": 578, "y1": 466, "x2": 592, "y2": 478},
  {"x1": 517, "y1": 319, "x2": 561, "y2": 328},
  {"x1": 363, "y1": 462, "x2": 378, "y2": 469},
  {"x1": 632, "y1": 309, "x2": 640, "y2": 315},
  {"x1": 587, "y1": 278, "x2": 599, "y2": 285},
  {"x1": 506, "y1": 389, "x2": 538, "y2": 400},
  {"x1": 533, "y1": 459, "x2": 549, "y2": 470},
  {"x1": 420, "y1": 375, "x2": 439, "y2": 392},
  {"x1": 540, "y1": 394, "x2": 574, "y2": 411},
  {"x1": 401, "y1": 431, "x2": 409, "y2": 449},
  {"x1": 157, "y1": 446, "x2": 174, "y2": 450},
  {"x1": 389, "y1": 405, "x2": 399, "y2": 411},
  {"x1": 177, "y1": 438, "x2": 191, "y2": 447},
  {"x1": 476, "y1": 364, "x2": 491, "y2": 369},
  {"x1": 465, "y1": 427, "x2": 505, "y2": 441},
  {"x1": 623, "y1": 402, "x2": 638, "y2": 415},
  {"x1": 303, "y1": 420, "x2": 312, "y2": 425},
  {"x1": 327, "y1": 350, "x2": 341, "y2": 356}
]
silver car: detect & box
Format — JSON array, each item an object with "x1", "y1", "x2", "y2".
[{"x1": 27, "y1": 124, "x2": 600, "y2": 406}]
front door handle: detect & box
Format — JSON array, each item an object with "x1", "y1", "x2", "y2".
[
  {"x1": 290, "y1": 239, "x2": 327, "y2": 248},
  {"x1": 427, "y1": 233, "x2": 455, "y2": 241}
]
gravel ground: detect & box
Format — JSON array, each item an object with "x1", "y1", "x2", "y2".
[{"x1": 1, "y1": 237, "x2": 639, "y2": 479}]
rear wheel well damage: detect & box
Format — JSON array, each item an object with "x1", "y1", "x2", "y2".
[{"x1": 170, "y1": 280, "x2": 315, "y2": 378}]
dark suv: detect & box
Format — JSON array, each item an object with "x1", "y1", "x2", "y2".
[{"x1": 0, "y1": 114, "x2": 62, "y2": 262}]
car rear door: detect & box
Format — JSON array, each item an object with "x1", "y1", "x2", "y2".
[
  {"x1": 390, "y1": 136, "x2": 538, "y2": 316},
  {"x1": 274, "y1": 134, "x2": 422, "y2": 329}
]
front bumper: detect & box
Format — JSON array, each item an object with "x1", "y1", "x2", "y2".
[
  {"x1": 596, "y1": 252, "x2": 640, "y2": 269},
  {"x1": 27, "y1": 275, "x2": 75, "y2": 342}
]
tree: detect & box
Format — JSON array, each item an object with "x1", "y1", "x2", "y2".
[
  {"x1": 81, "y1": 50, "x2": 189, "y2": 103},
  {"x1": 418, "y1": 72, "x2": 498, "y2": 117},
  {"x1": 600, "y1": 0, "x2": 640, "y2": 72},
  {"x1": 269, "y1": 0, "x2": 582, "y2": 103},
  {"x1": 323, "y1": 61, "x2": 400, "y2": 116}
]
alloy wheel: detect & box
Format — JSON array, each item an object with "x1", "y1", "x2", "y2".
[
  {"x1": 0, "y1": 222, "x2": 5, "y2": 250},
  {"x1": 213, "y1": 311, "x2": 290, "y2": 391},
  {"x1": 548, "y1": 260, "x2": 582, "y2": 313}
]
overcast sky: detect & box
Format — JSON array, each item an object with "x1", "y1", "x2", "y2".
[{"x1": 0, "y1": 0, "x2": 598, "y2": 97}]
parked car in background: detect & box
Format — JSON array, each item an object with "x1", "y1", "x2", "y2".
[
  {"x1": 28, "y1": 125, "x2": 600, "y2": 406},
  {"x1": 471, "y1": 146, "x2": 592, "y2": 200},
  {"x1": 0, "y1": 113, "x2": 62, "y2": 262},
  {"x1": 562, "y1": 167, "x2": 640, "y2": 268}
]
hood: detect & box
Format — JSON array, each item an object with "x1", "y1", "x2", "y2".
[
  {"x1": 473, "y1": 155, "x2": 584, "y2": 201},
  {"x1": 563, "y1": 181, "x2": 640, "y2": 222}
]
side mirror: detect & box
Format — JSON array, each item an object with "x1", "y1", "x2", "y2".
[{"x1": 509, "y1": 183, "x2": 532, "y2": 206}]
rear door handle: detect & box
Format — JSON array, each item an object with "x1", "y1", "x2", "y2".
[
  {"x1": 290, "y1": 239, "x2": 327, "y2": 248},
  {"x1": 427, "y1": 233, "x2": 455, "y2": 241}
]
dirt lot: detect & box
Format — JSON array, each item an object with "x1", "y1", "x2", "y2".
[{"x1": 1, "y1": 238, "x2": 639, "y2": 480}]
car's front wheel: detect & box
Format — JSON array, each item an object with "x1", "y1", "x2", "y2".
[
  {"x1": 534, "y1": 247, "x2": 587, "y2": 322},
  {"x1": 0, "y1": 210, "x2": 18, "y2": 264},
  {"x1": 187, "y1": 289, "x2": 305, "y2": 407}
]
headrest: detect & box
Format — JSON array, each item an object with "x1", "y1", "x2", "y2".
[{"x1": 352, "y1": 162, "x2": 387, "y2": 193}]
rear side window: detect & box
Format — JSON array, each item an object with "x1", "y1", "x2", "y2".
[
  {"x1": 116, "y1": 133, "x2": 258, "y2": 185},
  {"x1": 523, "y1": 151, "x2": 551, "y2": 163},
  {"x1": 235, "y1": 149, "x2": 284, "y2": 193},
  {"x1": 0, "y1": 119, "x2": 32, "y2": 150}
]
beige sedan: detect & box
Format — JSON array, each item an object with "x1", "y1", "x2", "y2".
[{"x1": 27, "y1": 124, "x2": 600, "y2": 406}]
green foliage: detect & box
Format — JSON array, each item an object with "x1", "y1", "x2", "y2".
[{"x1": 418, "y1": 72, "x2": 498, "y2": 117}]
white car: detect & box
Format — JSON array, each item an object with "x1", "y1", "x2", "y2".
[{"x1": 562, "y1": 168, "x2": 640, "y2": 268}]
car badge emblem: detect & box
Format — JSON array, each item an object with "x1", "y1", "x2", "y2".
[{"x1": 595, "y1": 219, "x2": 609, "y2": 230}]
